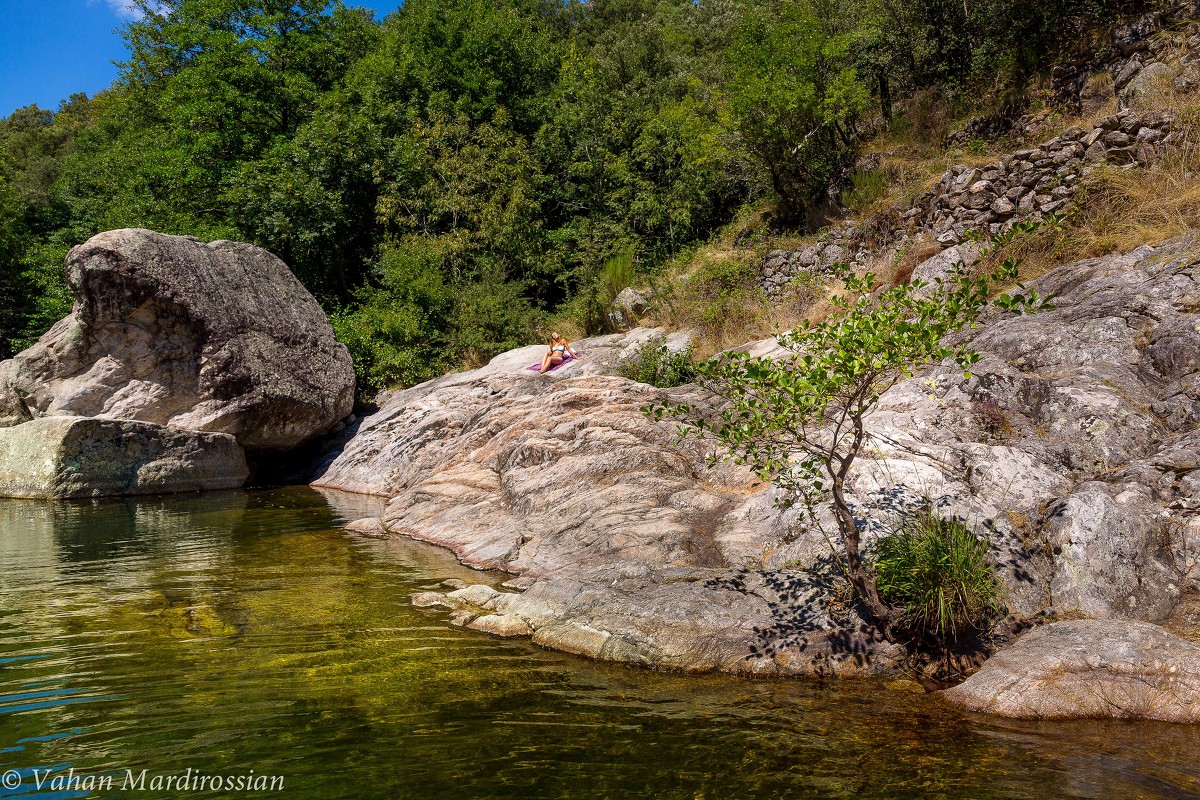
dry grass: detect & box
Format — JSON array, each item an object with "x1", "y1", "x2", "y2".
[
  {"x1": 886, "y1": 237, "x2": 944, "y2": 287},
  {"x1": 977, "y1": 107, "x2": 1200, "y2": 288}
]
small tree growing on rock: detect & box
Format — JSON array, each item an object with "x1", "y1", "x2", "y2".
[{"x1": 647, "y1": 241, "x2": 1052, "y2": 641}]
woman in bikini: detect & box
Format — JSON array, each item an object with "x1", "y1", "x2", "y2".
[{"x1": 539, "y1": 332, "x2": 579, "y2": 373}]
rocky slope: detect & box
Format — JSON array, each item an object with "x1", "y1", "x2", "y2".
[
  {"x1": 319, "y1": 232, "x2": 1200, "y2": 703},
  {"x1": 761, "y1": 108, "x2": 1180, "y2": 298},
  {"x1": 855, "y1": 235, "x2": 1200, "y2": 624}
]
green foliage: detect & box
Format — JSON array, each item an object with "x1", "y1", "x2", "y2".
[
  {"x1": 617, "y1": 336, "x2": 697, "y2": 388},
  {"x1": 571, "y1": 248, "x2": 636, "y2": 333},
  {"x1": 963, "y1": 137, "x2": 989, "y2": 156},
  {"x1": 649, "y1": 235, "x2": 1052, "y2": 634},
  {"x1": 0, "y1": 0, "x2": 1118, "y2": 395},
  {"x1": 724, "y1": 0, "x2": 870, "y2": 224},
  {"x1": 446, "y1": 275, "x2": 543, "y2": 360},
  {"x1": 673, "y1": 255, "x2": 766, "y2": 342},
  {"x1": 331, "y1": 239, "x2": 455, "y2": 396},
  {"x1": 872, "y1": 510, "x2": 1008, "y2": 638},
  {"x1": 333, "y1": 237, "x2": 541, "y2": 400},
  {"x1": 10, "y1": 243, "x2": 72, "y2": 354},
  {"x1": 0, "y1": 152, "x2": 26, "y2": 357}
]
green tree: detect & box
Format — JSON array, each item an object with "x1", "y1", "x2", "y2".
[
  {"x1": 649, "y1": 246, "x2": 1051, "y2": 640},
  {"x1": 724, "y1": 0, "x2": 871, "y2": 225},
  {"x1": 332, "y1": 238, "x2": 455, "y2": 395},
  {"x1": 0, "y1": 148, "x2": 28, "y2": 357}
]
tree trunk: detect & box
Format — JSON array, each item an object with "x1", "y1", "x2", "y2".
[{"x1": 830, "y1": 475, "x2": 900, "y2": 633}]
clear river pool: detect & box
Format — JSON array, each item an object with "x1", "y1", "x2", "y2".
[{"x1": 1, "y1": 487, "x2": 1198, "y2": 799}]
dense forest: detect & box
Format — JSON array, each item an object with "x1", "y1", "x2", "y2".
[{"x1": 0, "y1": 0, "x2": 1149, "y2": 395}]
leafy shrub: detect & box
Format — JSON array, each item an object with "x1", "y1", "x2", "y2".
[
  {"x1": 963, "y1": 137, "x2": 989, "y2": 155},
  {"x1": 617, "y1": 336, "x2": 697, "y2": 388},
  {"x1": 672, "y1": 255, "x2": 767, "y2": 345},
  {"x1": 872, "y1": 510, "x2": 1007, "y2": 639},
  {"x1": 333, "y1": 241, "x2": 542, "y2": 401}
]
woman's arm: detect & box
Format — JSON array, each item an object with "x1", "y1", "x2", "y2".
[{"x1": 566, "y1": 342, "x2": 580, "y2": 358}]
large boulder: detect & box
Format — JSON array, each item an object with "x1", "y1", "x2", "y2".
[
  {"x1": 0, "y1": 229, "x2": 354, "y2": 452},
  {"x1": 0, "y1": 416, "x2": 248, "y2": 498},
  {"x1": 942, "y1": 619, "x2": 1200, "y2": 723}
]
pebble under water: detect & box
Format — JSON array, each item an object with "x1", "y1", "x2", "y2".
[{"x1": 0, "y1": 487, "x2": 1198, "y2": 799}]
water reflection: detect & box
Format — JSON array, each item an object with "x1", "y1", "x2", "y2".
[{"x1": 0, "y1": 488, "x2": 1196, "y2": 799}]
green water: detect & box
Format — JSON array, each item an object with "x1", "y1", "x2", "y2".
[{"x1": 0, "y1": 488, "x2": 1198, "y2": 799}]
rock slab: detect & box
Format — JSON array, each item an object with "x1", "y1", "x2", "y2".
[
  {"x1": 0, "y1": 416, "x2": 248, "y2": 498},
  {"x1": 0, "y1": 228, "x2": 354, "y2": 452},
  {"x1": 318, "y1": 328, "x2": 901, "y2": 677},
  {"x1": 942, "y1": 619, "x2": 1200, "y2": 723}
]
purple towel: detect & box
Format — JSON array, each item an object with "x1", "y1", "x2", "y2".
[{"x1": 527, "y1": 354, "x2": 575, "y2": 372}]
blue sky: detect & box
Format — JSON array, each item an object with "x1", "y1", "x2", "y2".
[{"x1": 0, "y1": 1, "x2": 403, "y2": 117}]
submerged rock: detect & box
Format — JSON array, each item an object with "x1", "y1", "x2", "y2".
[
  {"x1": 0, "y1": 229, "x2": 354, "y2": 453},
  {"x1": 942, "y1": 619, "x2": 1200, "y2": 723},
  {"x1": 0, "y1": 416, "x2": 247, "y2": 498}
]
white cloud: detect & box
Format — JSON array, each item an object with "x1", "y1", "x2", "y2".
[{"x1": 90, "y1": 0, "x2": 164, "y2": 21}]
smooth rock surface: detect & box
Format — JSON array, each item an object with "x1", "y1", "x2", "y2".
[
  {"x1": 0, "y1": 416, "x2": 248, "y2": 498},
  {"x1": 942, "y1": 620, "x2": 1200, "y2": 722},
  {"x1": 318, "y1": 328, "x2": 900, "y2": 677},
  {"x1": 0, "y1": 229, "x2": 354, "y2": 451}
]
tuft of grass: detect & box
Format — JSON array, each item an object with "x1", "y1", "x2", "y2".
[
  {"x1": 598, "y1": 248, "x2": 636, "y2": 310},
  {"x1": 842, "y1": 169, "x2": 889, "y2": 212},
  {"x1": 872, "y1": 510, "x2": 1008, "y2": 639}
]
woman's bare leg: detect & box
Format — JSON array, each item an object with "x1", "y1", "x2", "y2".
[{"x1": 540, "y1": 352, "x2": 553, "y2": 372}]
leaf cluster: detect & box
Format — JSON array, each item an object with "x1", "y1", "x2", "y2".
[
  {"x1": 617, "y1": 336, "x2": 698, "y2": 388},
  {"x1": 648, "y1": 251, "x2": 1052, "y2": 509}
]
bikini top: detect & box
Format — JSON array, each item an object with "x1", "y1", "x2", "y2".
[{"x1": 552, "y1": 344, "x2": 566, "y2": 353}]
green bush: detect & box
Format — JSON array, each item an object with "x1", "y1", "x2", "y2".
[
  {"x1": 871, "y1": 510, "x2": 1007, "y2": 638},
  {"x1": 964, "y1": 137, "x2": 989, "y2": 155},
  {"x1": 673, "y1": 255, "x2": 767, "y2": 343},
  {"x1": 617, "y1": 336, "x2": 697, "y2": 388}
]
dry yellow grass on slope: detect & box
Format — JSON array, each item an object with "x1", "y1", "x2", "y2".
[{"x1": 982, "y1": 107, "x2": 1200, "y2": 286}]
